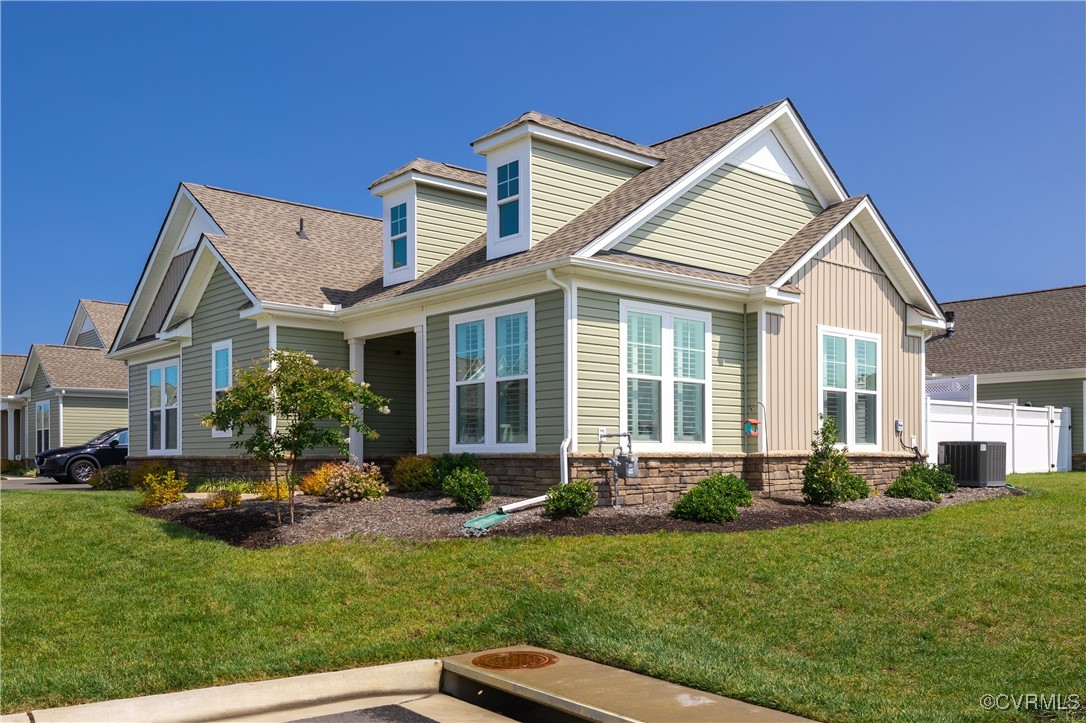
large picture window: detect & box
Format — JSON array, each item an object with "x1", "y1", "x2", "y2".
[
  {"x1": 35, "y1": 400, "x2": 50, "y2": 453},
  {"x1": 148, "y1": 359, "x2": 180, "y2": 454},
  {"x1": 450, "y1": 301, "x2": 534, "y2": 452},
  {"x1": 620, "y1": 301, "x2": 712, "y2": 451},
  {"x1": 819, "y1": 327, "x2": 880, "y2": 449},
  {"x1": 211, "y1": 340, "x2": 232, "y2": 438}
]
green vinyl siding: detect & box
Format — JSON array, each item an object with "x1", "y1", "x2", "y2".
[
  {"x1": 75, "y1": 330, "x2": 102, "y2": 348},
  {"x1": 415, "y1": 187, "x2": 486, "y2": 276},
  {"x1": 530, "y1": 140, "x2": 636, "y2": 246},
  {"x1": 61, "y1": 396, "x2": 127, "y2": 446},
  {"x1": 362, "y1": 333, "x2": 416, "y2": 458},
  {"x1": 277, "y1": 327, "x2": 351, "y2": 458},
  {"x1": 575, "y1": 288, "x2": 745, "y2": 452},
  {"x1": 615, "y1": 164, "x2": 822, "y2": 276},
  {"x1": 128, "y1": 362, "x2": 148, "y2": 456},
  {"x1": 978, "y1": 377, "x2": 1085, "y2": 454},
  {"x1": 426, "y1": 291, "x2": 564, "y2": 454},
  {"x1": 180, "y1": 264, "x2": 269, "y2": 456},
  {"x1": 28, "y1": 369, "x2": 59, "y2": 455}
]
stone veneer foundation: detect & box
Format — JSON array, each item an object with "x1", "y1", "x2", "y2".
[
  {"x1": 125, "y1": 456, "x2": 345, "y2": 481},
  {"x1": 1073, "y1": 453, "x2": 1086, "y2": 472}
]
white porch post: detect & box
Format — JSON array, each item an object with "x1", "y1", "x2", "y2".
[
  {"x1": 414, "y1": 325, "x2": 427, "y2": 454},
  {"x1": 5, "y1": 408, "x2": 14, "y2": 460},
  {"x1": 349, "y1": 338, "x2": 365, "y2": 462}
]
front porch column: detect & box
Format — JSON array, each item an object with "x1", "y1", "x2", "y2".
[
  {"x1": 4, "y1": 407, "x2": 13, "y2": 460},
  {"x1": 415, "y1": 325, "x2": 426, "y2": 454},
  {"x1": 348, "y1": 338, "x2": 365, "y2": 462}
]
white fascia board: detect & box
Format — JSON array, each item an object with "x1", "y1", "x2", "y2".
[
  {"x1": 473, "y1": 122, "x2": 660, "y2": 169},
  {"x1": 16, "y1": 350, "x2": 44, "y2": 395},
  {"x1": 370, "y1": 172, "x2": 485, "y2": 198},
  {"x1": 45, "y1": 387, "x2": 127, "y2": 398},
  {"x1": 747, "y1": 285, "x2": 802, "y2": 305},
  {"x1": 907, "y1": 307, "x2": 948, "y2": 333},
  {"x1": 156, "y1": 318, "x2": 192, "y2": 342},
  {"x1": 773, "y1": 101, "x2": 848, "y2": 205},
  {"x1": 63, "y1": 301, "x2": 89, "y2": 346},
  {"x1": 107, "y1": 337, "x2": 183, "y2": 364},
  {"x1": 773, "y1": 201, "x2": 868, "y2": 287},
  {"x1": 112, "y1": 185, "x2": 225, "y2": 353},
  {"x1": 976, "y1": 368, "x2": 1086, "y2": 384}
]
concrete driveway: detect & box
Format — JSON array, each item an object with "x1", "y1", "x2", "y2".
[{"x1": 0, "y1": 476, "x2": 90, "y2": 491}]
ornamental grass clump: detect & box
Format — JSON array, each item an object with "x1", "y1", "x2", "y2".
[
  {"x1": 545, "y1": 477, "x2": 598, "y2": 518},
  {"x1": 88, "y1": 465, "x2": 131, "y2": 490},
  {"x1": 441, "y1": 468, "x2": 491, "y2": 511},
  {"x1": 323, "y1": 462, "x2": 387, "y2": 502},
  {"x1": 670, "y1": 473, "x2": 753, "y2": 523},
  {"x1": 391, "y1": 455, "x2": 437, "y2": 492},
  {"x1": 801, "y1": 416, "x2": 870, "y2": 505}
]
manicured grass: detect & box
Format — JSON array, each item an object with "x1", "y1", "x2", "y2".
[{"x1": 2, "y1": 474, "x2": 1084, "y2": 721}]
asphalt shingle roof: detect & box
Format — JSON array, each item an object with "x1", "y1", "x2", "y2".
[
  {"x1": 81, "y1": 300, "x2": 128, "y2": 349},
  {"x1": 473, "y1": 111, "x2": 665, "y2": 160},
  {"x1": 748, "y1": 196, "x2": 867, "y2": 286},
  {"x1": 1, "y1": 354, "x2": 27, "y2": 398},
  {"x1": 926, "y1": 286, "x2": 1086, "y2": 375},
  {"x1": 369, "y1": 158, "x2": 485, "y2": 190},
  {"x1": 30, "y1": 345, "x2": 128, "y2": 391}
]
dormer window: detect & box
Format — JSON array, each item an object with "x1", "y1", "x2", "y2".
[
  {"x1": 497, "y1": 161, "x2": 520, "y2": 238},
  {"x1": 390, "y1": 202, "x2": 408, "y2": 268}
]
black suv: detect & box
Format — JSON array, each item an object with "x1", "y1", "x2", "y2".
[{"x1": 35, "y1": 428, "x2": 128, "y2": 483}]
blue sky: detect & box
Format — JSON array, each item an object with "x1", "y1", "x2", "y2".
[{"x1": 2, "y1": 2, "x2": 1083, "y2": 355}]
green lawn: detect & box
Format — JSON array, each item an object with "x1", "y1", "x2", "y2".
[{"x1": 2, "y1": 474, "x2": 1084, "y2": 721}]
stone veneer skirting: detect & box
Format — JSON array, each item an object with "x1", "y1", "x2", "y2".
[
  {"x1": 1073, "y1": 453, "x2": 1086, "y2": 472},
  {"x1": 129, "y1": 451, "x2": 920, "y2": 504}
]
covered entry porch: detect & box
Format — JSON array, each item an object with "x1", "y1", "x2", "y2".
[{"x1": 347, "y1": 328, "x2": 424, "y2": 465}]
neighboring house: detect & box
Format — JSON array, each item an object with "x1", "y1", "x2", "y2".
[
  {"x1": 15, "y1": 300, "x2": 129, "y2": 458},
  {"x1": 927, "y1": 286, "x2": 1086, "y2": 470},
  {"x1": 2, "y1": 353, "x2": 27, "y2": 461},
  {"x1": 110, "y1": 99, "x2": 946, "y2": 499}
]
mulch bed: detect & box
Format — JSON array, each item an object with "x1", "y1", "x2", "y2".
[{"x1": 137, "y1": 486, "x2": 1023, "y2": 549}]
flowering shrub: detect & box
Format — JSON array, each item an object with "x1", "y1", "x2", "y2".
[
  {"x1": 134, "y1": 470, "x2": 186, "y2": 508},
  {"x1": 299, "y1": 463, "x2": 337, "y2": 496},
  {"x1": 323, "y1": 462, "x2": 387, "y2": 502},
  {"x1": 391, "y1": 456, "x2": 437, "y2": 491},
  {"x1": 255, "y1": 480, "x2": 288, "y2": 501},
  {"x1": 88, "y1": 465, "x2": 131, "y2": 490},
  {"x1": 204, "y1": 489, "x2": 242, "y2": 510}
]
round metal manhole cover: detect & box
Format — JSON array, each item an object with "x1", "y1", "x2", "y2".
[{"x1": 471, "y1": 651, "x2": 559, "y2": 670}]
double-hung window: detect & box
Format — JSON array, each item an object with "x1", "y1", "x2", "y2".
[
  {"x1": 621, "y1": 301, "x2": 711, "y2": 450},
  {"x1": 35, "y1": 400, "x2": 50, "y2": 453},
  {"x1": 450, "y1": 300, "x2": 534, "y2": 452},
  {"x1": 496, "y1": 161, "x2": 519, "y2": 238},
  {"x1": 819, "y1": 326, "x2": 880, "y2": 449},
  {"x1": 211, "y1": 340, "x2": 232, "y2": 438},
  {"x1": 148, "y1": 359, "x2": 180, "y2": 454},
  {"x1": 390, "y1": 202, "x2": 408, "y2": 269}
]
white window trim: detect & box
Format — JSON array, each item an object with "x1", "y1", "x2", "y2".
[
  {"x1": 485, "y1": 139, "x2": 531, "y2": 260},
  {"x1": 619, "y1": 299, "x2": 713, "y2": 453},
  {"x1": 382, "y1": 188, "x2": 416, "y2": 287},
  {"x1": 211, "y1": 340, "x2": 233, "y2": 438},
  {"x1": 448, "y1": 299, "x2": 536, "y2": 453},
  {"x1": 35, "y1": 400, "x2": 50, "y2": 454},
  {"x1": 817, "y1": 325, "x2": 881, "y2": 452},
  {"x1": 147, "y1": 358, "x2": 181, "y2": 455}
]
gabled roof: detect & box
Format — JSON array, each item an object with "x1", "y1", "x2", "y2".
[
  {"x1": 473, "y1": 111, "x2": 665, "y2": 160},
  {"x1": 369, "y1": 158, "x2": 485, "y2": 191},
  {"x1": 927, "y1": 286, "x2": 1086, "y2": 376},
  {"x1": 1, "y1": 354, "x2": 27, "y2": 398},
  {"x1": 24, "y1": 345, "x2": 127, "y2": 391},
  {"x1": 748, "y1": 196, "x2": 867, "y2": 285},
  {"x1": 80, "y1": 300, "x2": 128, "y2": 349}
]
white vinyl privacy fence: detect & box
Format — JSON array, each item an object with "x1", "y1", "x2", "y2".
[{"x1": 926, "y1": 375, "x2": 1072, "y2": 474}]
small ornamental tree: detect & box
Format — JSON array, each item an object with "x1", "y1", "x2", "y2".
[{"x1": 202, "y1": 349, "x2": 389, "y2": 525}]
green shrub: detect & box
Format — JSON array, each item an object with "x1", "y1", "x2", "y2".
[
  {"x1": 204, "y1": 489, "x2": 242, "y2": 510},
  {"x1": 88, "y1": 465, "x2": 131, "y2": 490},
  {"x1": 442, "y1": 468, "x2": 491, "y2": 511},
  {"x1": 670, "y1": 473, "x2": 752, "y2": 523},
  {"x1": 431, "y1": 453, "x2": 481, "y2": 485},
  {"x1": 194, "y1": 478, "x2": 259, "y2": 494},
  {"x1": 323, "y1": 462, "x2": 387, "y2": 502},
  {"x1": 129, "y1": 460, "x2": 172, "y2": 489},
  {"x1": 1, "y1": 458, "x2": 31, "y2": 476},
  {"x1": 392, "y1": 456, "x2": 437, "y2": 492},
  {"x1": 134, "y1": 470, "x2": 186, "y2": 508},
  {"x1": 895, "y1": 463, "x2": 956, "y2": 494},
  {"x1": 255, "y1": 480, "x2": 288, "y2": 501},
  {"x1": 886, "y1": 476, "x2": 941, "y2": 502},
  {"x1": 801, "y1": 416, "x2": 871, "y2": 505},
  {"x1": 545, "y1": 477, "x2": 598, "y2": 517}
]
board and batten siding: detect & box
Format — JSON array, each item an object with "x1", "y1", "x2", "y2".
[
  {"x1": 530, "y1": 140, "x2": 635, "y2": 246},
  {"x1": 75, "y1": 330, "x2": 103, "y2": 348},
  {"x1": 362, "y1": 332, "x2": 416, "y2": 458},
  {"x1": 764, "y1": 223, "x2": 923, "y2": 452},
  {"x1": 575, "y1": 288, "x2": 746, "y2": 452},
  {"x1": 415, "y1": 187, "x2": 486, "y2": 276},
  {"x1": 62, "y1": 396, "x2": 127, "y2": 446},
  {"x1": 180, "y1": 264, "x2": 269, "y2": 456},
  {"x1": 426, "y1": 291, "x2": 564, "y2": 454},
  {"x1": 615, "y1": 164, "x2": 822, "y2": 276},
  {"x1": 977, "y1": 377, "x2": 1085, "y2": 454}
]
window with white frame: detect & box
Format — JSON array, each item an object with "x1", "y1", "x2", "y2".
[
  {"x1": 819, "y1": 327, "x2": 880, "y2": 449},
  {"x1": 148, "y1": 359, "x2": 180, "y2": 454},
  {"x1": 620, "y1": 301, "x2": 711, "y2": 450},
  {"x1": 211, "y1": 340, "x2": 232, "y2": 438},
  {"x1": 496, "y1": 161, "x2": 519, "y2": 238},
  {"x1": 35, "y1": 400, "x2": 50, "y2": 453},
  {"x1": 450, "y1": 301, "x2": 534, "y2": 452},
  {"x1": 390, "y1": 202, "x2": 408, "y2": 269}
]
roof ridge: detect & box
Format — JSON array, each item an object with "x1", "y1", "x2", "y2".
[
  {"x1": 185, "y1": 183, "x2": 381, "y2": 222},
  {"x1": 940, "y1": 284, "x2": 1086, "y2": 305},
  {"x1": 528, "y1": 110, "x2": 649, "y2": 149},
  {"x1": 651, "y1": 100, "x2": 787, "y2": 147},
  {"x1": 32, "y1": 343, "x2": 110, "y2": 350},
  {"x1": 80, "y1": 299, "x2": 127, "y2": 306}
]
